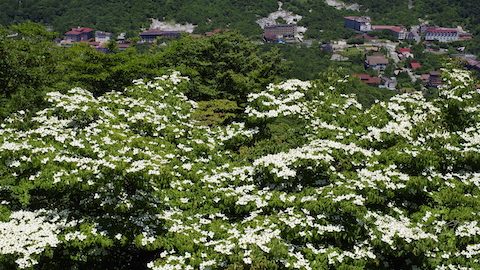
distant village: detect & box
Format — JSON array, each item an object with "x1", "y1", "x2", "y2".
[
  {"x1": 56, "y1": 12, "x2": 478, "y2": 92},
  {"x1": 57, "y1": 26, "x2": 224, "y2": 52}
]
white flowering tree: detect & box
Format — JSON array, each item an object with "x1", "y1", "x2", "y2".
[{"x1": 1, "y1": 69, "x2": 480, "y2": 269}]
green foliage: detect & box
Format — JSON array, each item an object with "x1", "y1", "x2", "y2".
[
  {"x1": 159, "y1": 32, "x2": 287, "y2": 104},
  {"x1": 191, "y1": 99, "x2": 240, "y2": 126},
  {"x1": 0, "y1": 24, "x2": 288, "y2": 118},
  {"x1": 0, "y1": 22, "x2": 59, "y2": 118}
]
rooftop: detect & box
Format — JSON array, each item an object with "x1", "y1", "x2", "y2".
[
  {"x1": 410, "y1": 61, "x2": 422, "y2": 70},
  {"x1": 353, "y1": 74, "x2": 381, "y2": 85},
  {"x1": 264, "y1": 24, "x2": 296, "y2": 29},
  {"x1": 65, "y1": 27, "x2": 94, "y2": 35},
  {"x1": 372, "y1": 25, "x2": 406, "y2": 33},
  {"x1": 344, "y1": 16, "x2": 371, "y2": 23},
  {"x1": 140, "y1": 29, "x2": 182, "y2": 35},
  {"x1": 366, "y1": 55, "x2": 389, "y2": 65},
  {"x1": 426, "y1": 27, "x2": 458, "y2": 33},
  {"x1": 397, "y1": 48, "x2": 412, "y2": 54}
]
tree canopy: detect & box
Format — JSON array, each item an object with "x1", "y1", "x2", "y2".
[{"x1": 1, "y1": 66, "x2": 480, "y2": 269}]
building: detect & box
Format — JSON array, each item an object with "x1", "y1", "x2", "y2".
[
  {"x1": 406, "y1": 31, "x2": 421, "y2": 42},
  {"x1": 428, "y1": 71, "x2": 442, "y2": 88},
  {"x1": 140, "y1": 29, "x2": 182, "y2": 43},
  {"x1": 459, "y1": 32, "x2": 473, "y2": 41},
  {"x1": 344, "y1": 16, "x2": 372, "y2": 32},
  {"x1": 330, "y1": 54, "x2": 349, "y2": 61},
  {"x1": 263, "y1": 24, "x2": 297, "y2": 43},
  {"x1": 397, "y1": 48, "x2": 413, "y2": 59},
  {"x1": 117, "y1": 33, "x2": 127, "y2": 44},
  {"x1": 420, "y1": 74, "x2": 430, "y2": 84},
  {"x1": 381, "y1": 77, "x2": 398, "y2": 90},
  {"x1": 465, "y1": 59, "x2": 480, "y2": 72},
  {"x1": 365, "y1": 55, "x2": 389, "y2": 70},
  {"x1": 65, "y1": 27, "x2": 94, "y2": 42},
  {"x1": 410, "y1": 60, "x2": 422, "y2": 70},
  {"x1": 353, "y1": 74, "x2": 381, "y2": 86},
  {"x1": 321, "y1": 40, "x2": 347, "y2": 52},
  {"x1": 118, "y1": 43, "x2": 132, "y2": 51},
  {"x1": 95, "y1": 31, "x2": 112, "y2": 44},
  {"x1": 372, "y1": 25, "x2": 407, "y2": 40},
  {"x1": 424, "y1": 27, "x2": 459, "y2": 42}
]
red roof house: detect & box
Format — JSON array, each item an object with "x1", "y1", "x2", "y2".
[
  {"x1": 65, "y1": 27, "x2": 94, "y2": 42},
  {"x1": 397, "y1": 48, "x2": 411, "y2": 54},
  {"x1": 410, "y1": 61, "x2": 422, "y2": 70},
  {"x1": 353, "y1": 74, "x2": 381, "y2": 86}
]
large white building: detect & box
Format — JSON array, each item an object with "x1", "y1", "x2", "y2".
[{"x1": 424, "y1": 27, "x2": 459, "y2": 42}]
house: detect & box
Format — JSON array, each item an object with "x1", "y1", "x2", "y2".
[
  {"x1": 381, "y1": 77, "x2": 398, "y2": 90},
  {"x1": 424, "y1": 27, "x2": 459, "y2": 42},
  {"x1": 140, "y1": 29, "x2": 182, "y2": 43},
  {"x1": 321, "y1": 40, "x2": 347, "y2": 52},
  {"x1": 95, "y1": 31, "x2": 112, "y2": 44},
  {"x1": 406, "y1": 31, "x2": 421, "y2": 42},
  {"x1": 344, "y1": 16, "x2": 372, "y2": 32},
  {"x1": 65, "y1": 27, "x2": 94, "y2": 42},
  {"x1": 465, "y1": 59, "x2": 480, "y2": 72},
  {"x1": 420, "y1": 74, "x2": 430, "y2": 84},
  {"x1": 371, "y1": 25, "x2": 407, "y2": 40},
  {"x1": 397, "y1": 48, "x2": 413, "y2": 59},
  {"x1": 117, "y1": 33, "x2": 127, "y2": 44},
  {"x1": 263, "y1": 24, "x2": 297, "y2": 43},
  {"x1": 353, "y1": 74, "x2": 381, "y2": 86},
  {"x1": 428, "y1": 71, "x2": 442, "y2": 88},
  {"x1": 410, "y1": 60, "x2": 422, "y2": 70},
  {"x1": 118, "y1": 43, "x2": 132, "y2": 51},
  {"x1": 330, "y1": 54, "x2": 349, "y2": 61},
  {"x1": 365, "y1": 55, "x2": 389, "y2": 70}
]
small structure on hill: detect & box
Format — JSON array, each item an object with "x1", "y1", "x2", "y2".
[
  {"x1": 353, "y1": 73, "x2": 381, "y2": 86},
  {"x1": 65, "y1": 27, "x2": 94, "y2": 42},
  {"x1": 140, "y1": 29, "x2": 182, "y2": 43},
  {"x1": 321, "y1": 40, "x2": 348, "y2": 52},
  {"x1": 263, "y1": 24, "x2": 297, "y2": 43},
  {"x1": 397, "y1": 47, "x2": 413, "y2": 59},
  {"x1": 380, "y1": 77, "x2": 398, "y2": 90},
  {"x1": 428, "y1": 71, "x2": 442, "y2": 88},
  {"x1": 410, "y1": 60, "x2": 422, "y2": 70},
  {"x1": 365, "y1": 55, "x2": 389, "y2": 71},
  {"x1": 95, "y1": 31, "x2": 112, "y2": 44}
]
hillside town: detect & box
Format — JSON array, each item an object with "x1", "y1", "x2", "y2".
[{"x1": 55, "y1": 10, "x2": 478, "y2": 94}]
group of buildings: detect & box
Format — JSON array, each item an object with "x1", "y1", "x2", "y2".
[
  {"x1": 58, "y1": 26, "x2": 224, "y2": 51},
  {"x1": 344, "y1": 16, "x2": 472, "y2": 42},
  {"x1": 59, "y1": 27, "x2": 130, "y2": 51}
]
